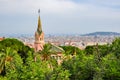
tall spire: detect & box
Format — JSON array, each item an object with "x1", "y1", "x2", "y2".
[{"x1": 37, "y1": 9, "x2": 42, "y2": 35}]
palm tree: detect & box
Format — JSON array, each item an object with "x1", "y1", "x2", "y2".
[
  {"x1": 0, "y1": 52, "x2": 6, "y2": 75},
  {"x1": 0, "y1": 47, "x2": 15, "y2": 75},
  {"x1": 38, "y1": 43, "x2": 54, "y2": 61},
  {"x1": 37, "y1": 43, "x2": 65, "y2": 70}
]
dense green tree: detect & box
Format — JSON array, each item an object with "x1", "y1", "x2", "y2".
[
  {"x1": 102, "y1": 53, "x2": 120, "y2": 80},
  {"x1": 111, "y1": 38, "x2": 120, "y2": 58},
  {"x1": 5, "y1": 49, "x2": 23, "y2": 80},
  {"x1": 50, "y1": 66, "x2": 70, "y2": 80},
  {"x1": 0, "y1": 38, "x2": 34, "y2": 63},
  {"x1": 85, "y1": 45, "x2": 95, "y2": 55},
  {"x1": 0, "y1": 47, "x2": 23, "y2": 79},
  {"x1": 61, "y1": 46, "x2": 82, "y2": 56},
  {"x1": 85, "y1": 44, "x2": 110, "y2": 57},
  {"x1": 61, "y1": 52, "x2": 95, "y2": 80},
  {"x1": 19, "y1": 52, "x2": 51, "y2": 80}
]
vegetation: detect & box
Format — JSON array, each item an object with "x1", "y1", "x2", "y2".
[{"x1": 0, "y1": 38, "x2": 120, "y2": 80}]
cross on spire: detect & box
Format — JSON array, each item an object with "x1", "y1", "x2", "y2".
[{"x1": 38, "y1": 9, "x2": 40, "y2": 15}]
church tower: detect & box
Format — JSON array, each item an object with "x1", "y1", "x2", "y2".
[{"x1": 34, "y1": 9, "x2": 45, "y2": 52}]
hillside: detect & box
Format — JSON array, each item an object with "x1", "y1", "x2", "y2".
[{"x1": 83, "y1": 32, "x2": 120, "y2": 36}]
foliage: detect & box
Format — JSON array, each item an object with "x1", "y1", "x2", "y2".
[
  {"x1": 85, "y1": 45, "x2": 95, "y2": 55},
  {"x1": 111, "y1": 38, "x2": 120, "y2": 58},
  {"x1": 38, "y1": 43, "x2": 54, "y2": 61},
  {"x1": 0, "y1": 38, "x2": 120, "y2": 80},
  {"x1": 102, "y1": 53, "x2": 120, "y2": 80},
  {"x1": 50, "y1": 66, "x2": 70, "y2": 80},
  {"x1": 85, "y1": 44, "x2": 110, "y2": 56},
  {"x1": 0, "y1": 38, "x2": 34, "y2": 63},
  {"x1": 61, "y1": 46, "x2": 82, "y2": 56}
]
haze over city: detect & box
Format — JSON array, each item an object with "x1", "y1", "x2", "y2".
[{"x1": 0, "y1": 0, "x2": 120, "y2": 35}]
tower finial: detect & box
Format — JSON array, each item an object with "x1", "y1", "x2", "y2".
[
  {"x1": 37, "y1": 9, "x2": 42, "y2": 34},
  {"x1": 38, "y1": 9, "x2": 40, "y2": 15}
]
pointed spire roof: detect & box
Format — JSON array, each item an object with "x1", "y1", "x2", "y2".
[{"x1": 37, "y1": 9, "x2": 42, "y2": 34}]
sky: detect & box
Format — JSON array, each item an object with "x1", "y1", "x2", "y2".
[{"x1": 0, "y1": 0, "x2": 120, "y2": 35}]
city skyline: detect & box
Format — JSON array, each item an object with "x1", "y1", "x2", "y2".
[{"x1": 0, "y1": 0, "x2": 120, "y2": 35}]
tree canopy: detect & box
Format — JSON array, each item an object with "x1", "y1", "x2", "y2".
[{"x1": 0, "y1": 38, "x2": 120, "y2": 80}]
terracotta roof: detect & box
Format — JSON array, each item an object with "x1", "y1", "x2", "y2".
[{"x1": 0, "y1": 37, "x2": 4, "y2": 41}]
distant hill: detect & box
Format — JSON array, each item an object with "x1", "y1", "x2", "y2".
[{"x1": 83, "y1": 32, "x2": 120, "y2": 36}]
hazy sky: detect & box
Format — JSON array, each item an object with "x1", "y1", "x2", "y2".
[{"x1": 0, "y1": 0, "x2": 120, "y2": 35}]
